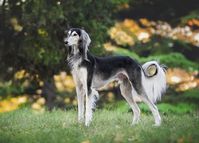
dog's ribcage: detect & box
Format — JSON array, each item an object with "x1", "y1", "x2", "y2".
[{"x1": 69, "y1": 57, "x2": 122, "y2": 90}]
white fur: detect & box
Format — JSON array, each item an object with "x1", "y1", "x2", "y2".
[
  {"x1": 71, "y1": 62, "x2": 84, "y2": 122},
  {"x1": 65, "y1": 31, "x2": 80, "y2": 46},
  {"x1": 68, "y1": 30, "x2": 72, "y2": 35},
  {"x1": 79, "y1": 67, "x2": 90, "y2": 126},
  {"x1": 85, "y1": 89, "x2": 99, "y2": 126},
  {"x1": 141, "y1": 61, "x2": 167, "y2": 103},
  {"x1": 75, "y1": 84, "x2": 84, "y2": 122}
]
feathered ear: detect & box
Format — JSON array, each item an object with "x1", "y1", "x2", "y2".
[
  {"x1": 161, "y1": 64, "x2": 168, "y2": 72},
  {"x1": 80, "y1": 29, "x2": 91, "y2": 62}
]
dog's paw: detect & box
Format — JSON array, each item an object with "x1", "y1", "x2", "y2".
[
  {"x1": 131, "y1": 121, "x2": 139, "y2": 126},
  {"x1": 78, "y1": 120, "x2": 84, "y2": 124},
  {"x1": 153, "y1": 123, "x2": 161, "y2": 127},
  {"x1": 85, "y1": 122, "x2": 91, "y2": 127}
]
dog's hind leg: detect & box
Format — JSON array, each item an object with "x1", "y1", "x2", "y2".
[
  {"x1": 85, "y1": 89, "x2": 99, "y2": 126},
  {"x1": 140, "y1": 95, "x2": 161, "y2": 126},
  {"x1": 89, "y1": 89, "x2": 99, "y2": 110},
  {"x1": 119, "y1": 79, "x2": 141, "y2": 125},
  {"x1": 127, "y1": 67, "x2": 161, "y2": 126}
]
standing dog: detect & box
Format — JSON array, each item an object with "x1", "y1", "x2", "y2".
[{"x1": 64, "y1": 28, "x2": 167, "y2": 126}]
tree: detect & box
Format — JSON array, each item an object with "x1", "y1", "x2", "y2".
[{"x1": 0, "y1": 0, "x2": 128, "y2": 108}]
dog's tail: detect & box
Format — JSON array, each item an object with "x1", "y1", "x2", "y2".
[{"x1": 141, "y1": 61, "x2": 167, "y2": 103}]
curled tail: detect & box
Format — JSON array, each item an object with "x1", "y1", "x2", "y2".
[{"x1": 141, "y1": 61, "x2": 167, "y2": 103}]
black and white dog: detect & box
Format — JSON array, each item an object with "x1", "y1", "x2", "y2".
[{"x1": 64, "y1": 28, "x2": 167, "y2": 126}]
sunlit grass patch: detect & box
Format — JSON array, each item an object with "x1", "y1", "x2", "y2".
[{"x1": 0, "y1": 108, "x2": 198, "y2": 143}]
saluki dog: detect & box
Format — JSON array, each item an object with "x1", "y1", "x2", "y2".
[{"x1": 64, "y1": 28, "x2": 167, "y2": 126}]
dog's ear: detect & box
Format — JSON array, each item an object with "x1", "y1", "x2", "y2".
[{"x1": 80, "y1": 29, "x2": 91, "y2": 62}]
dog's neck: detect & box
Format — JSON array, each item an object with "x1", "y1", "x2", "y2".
[
  {"x1": 67, "y1": 44, "x2": 89, "y2": 62},
  {"x1": 67, "y1": 45, "x2": 78, "y2": 56},
  {"x1": 67, "y1": 45, "x2": 79, "y2": 59},
  {"x1": 67, "y1": 46, "x2": 80, "y2": 69}
]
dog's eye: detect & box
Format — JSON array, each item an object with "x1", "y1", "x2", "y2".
[{"x1": 73, "y1": 33, "x2": 77, "y2": 36}]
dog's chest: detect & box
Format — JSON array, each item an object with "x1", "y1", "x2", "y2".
[
  {"x1": 71, "y1": 66, "x2": 81, "y2": 78},
  {"x1": 71, "y1": 64, "x2": 87, "y2": 84}
]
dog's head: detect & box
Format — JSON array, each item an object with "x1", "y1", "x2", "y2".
[{"x1": 64, "y1": 28, "x2": 91, "y2": 61}]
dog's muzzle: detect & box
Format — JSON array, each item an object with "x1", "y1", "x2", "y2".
[{"x1": 64, "y1": 38, "x2": 68, "y2": 46}]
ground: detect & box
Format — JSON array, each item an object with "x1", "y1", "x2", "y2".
[{"x1": 0, "y1": 108, "x2": 198, "y2": 143}]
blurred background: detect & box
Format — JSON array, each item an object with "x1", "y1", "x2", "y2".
[{"x1": 0, "y1": 0, "x2": 199, "y2": 114}]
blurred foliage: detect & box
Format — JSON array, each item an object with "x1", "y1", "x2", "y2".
[
  {"x1": 0, "y1": 0, "x2": 128, "y2": 80},
  {"x1": 111, "y1": 47, "x2": 199, "y2": 71},
  {"x1": 0, "y1": 0, "x2": 199, "y2": 113},
  {"x1": 0, "y1": 95, "x2": 27, "y2": 112},
  {"x1": 0, "y1": 81, "x2": 24, "y2": 96},
  {"x1": 181, "y1": 88, "x2": 199, "y2": 100},
  {"x1": 118, "y1": 0, "x2": 199, "y2": 23},
  {"x1": 0, "y1": 0, "x2": 130, "y2": 109},
  {"x1": 108, "y1": 18, "x2": 199, "y2": 56},
  {"x1": 181, "y1": 10, "x2": 199, "y2": 24}
]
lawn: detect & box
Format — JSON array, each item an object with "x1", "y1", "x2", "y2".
[{"x1": 0, "y1": 108, "x2": 199, "y2": 143}]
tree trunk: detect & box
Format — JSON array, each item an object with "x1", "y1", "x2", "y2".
[{"x1": 42, "y1": 80, "x2": 56, "y2": 110}]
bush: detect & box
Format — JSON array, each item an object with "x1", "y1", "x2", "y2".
[{"x1": 113, "y1": 47, "x2": 198, "y2": 71}]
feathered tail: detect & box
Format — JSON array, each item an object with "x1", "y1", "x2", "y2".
[{"x1": 141, "y1": 61, "x2": 167, "y2": 103}]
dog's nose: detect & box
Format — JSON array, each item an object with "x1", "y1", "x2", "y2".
[{"x1": 63, "y1": 38, "x2": 68, "y2": 45}]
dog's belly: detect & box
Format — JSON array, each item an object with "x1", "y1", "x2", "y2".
[
  {"x1": 91, "y1": 75, "x2": 115, "y2": 89},
  {"x1": 91, "y1": 71, "x2": 128, "y2": 90}
]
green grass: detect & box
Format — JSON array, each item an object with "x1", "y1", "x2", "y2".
[{"x1": 0, "y1": 108, "x2": 199, "y2": 143}]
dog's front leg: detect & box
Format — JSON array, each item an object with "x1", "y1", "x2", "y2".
[
  {"x1": 79, "y1": 68, "x2": 93, "y2": 126},
  {"x1": 84, "y1": 84, "x2": 94, "y2": 126},
  {"x1": 72, "y1": 73, "x2": 85, "y2": 123},
  {"x1": 76, "y1": 84, "x2": 85, "y2": 123}
]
